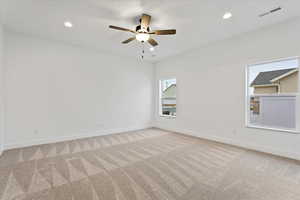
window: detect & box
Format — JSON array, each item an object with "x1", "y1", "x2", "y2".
[
  {"x1": 246, "y1": 58, "x2": 299, "y2": 132},
  {"x1": 159, "y1": 79, "x2": 176, "y2": 117}
]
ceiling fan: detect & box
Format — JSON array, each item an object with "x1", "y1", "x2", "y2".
[{"x1": 109, "y1": 14, "x2": 176, "y2": 47}]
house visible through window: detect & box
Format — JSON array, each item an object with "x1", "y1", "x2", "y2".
[
  {"x1": 160, "y1": 79, "x2": 176, "y2": 117},
  {"x1": 247, "y1": 58, "x2": 299, "y2": 131}
]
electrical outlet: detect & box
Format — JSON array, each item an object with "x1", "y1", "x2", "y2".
[
  {"x1": 96, "y1": 124, "x2": 104, "y2": 128},
  {"x1": 34, "y1": 130, "x2": 39, "y2": 135},
  {"x1": 233, "y1": 129, "x2": 237, "y2": 135}
]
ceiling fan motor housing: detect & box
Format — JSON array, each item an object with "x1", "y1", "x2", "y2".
[{"x1": 136, "y1": 25, "x2": 150, "y2": 33}]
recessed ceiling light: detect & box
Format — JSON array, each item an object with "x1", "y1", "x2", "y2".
[
  {"x1": 223, "y1": 12, "x2": 232, "y2": 19},
  {"x1": 150, "y1": 47, "x2": 155, "y2": 51},
  {"x1": 64, "y1": 21, "x2": 73, "y2": 28}
]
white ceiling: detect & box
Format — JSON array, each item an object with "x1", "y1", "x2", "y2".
[{"x1": 1, "y1": 0, "x2": 300, "y2": 62}]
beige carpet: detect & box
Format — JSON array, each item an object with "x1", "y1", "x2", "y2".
[{"x1": 0, "y1": 128, "x2": 300, "y2": 200}]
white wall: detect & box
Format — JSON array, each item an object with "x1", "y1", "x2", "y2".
[
  {"x1": 4, "y1": 31, "x2": 154, "y2": 149},
  {"x1": 0, "y1": 22, "x2": 4, "y2": 154},
  {"x1": 3, "y1": 17, "x2": 300, "y2": 161},
  {"x1": 154, "y1": 18, "x2": 300, "y2": 160}
]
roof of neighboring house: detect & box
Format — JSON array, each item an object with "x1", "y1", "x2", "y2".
[
  {"x1": 162, "y1": 84, "x2": 176, "y2": 98},
  {"x1": 251, "y1": 68, "x2": 297, "y2": 86}
]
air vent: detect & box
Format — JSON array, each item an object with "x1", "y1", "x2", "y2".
[{"x1": 259, "y1": 7, "x2": 282, "y2": 17}]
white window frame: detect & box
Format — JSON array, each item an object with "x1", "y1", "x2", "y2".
[
  {"x1": 245, "y1": 56, "x2": 300, "y2": 134},
  {"x1": 159, "y1": 78, "x2": 177, "y2": 118}
]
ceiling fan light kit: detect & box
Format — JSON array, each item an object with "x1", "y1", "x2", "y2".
[{"x1": 136, "y1": 33, "x2": 150, "y2": 42}]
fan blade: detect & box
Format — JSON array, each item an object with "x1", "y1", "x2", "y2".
[
  {"x1": 122, "y1": 37, "x2": 136, "y2": 44},
  {"x1": 148, "y1": 38, "x2": 158, "y2": 47},
  {"x1": 109, "y1": 25, "x2": 135, "y2": 33},
  {"x1": 141, "y1": 14, "x2": 151, "y2": 29},
  {"x1": 150, "y1": 29, "x2": 176, "y2": 35}
]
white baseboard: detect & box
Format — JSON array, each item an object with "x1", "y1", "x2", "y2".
[
  {"x1": 5, "y1": 124, "x2": 300, "y2": 161},
  {"x1": 4, "y1": 125, "x2": 152, "y2": 150},
  {"x1": 156, "y1": 126, "x2": 300, "y2": 161}
]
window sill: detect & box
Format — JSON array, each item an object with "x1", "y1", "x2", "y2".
[
  {"x1": 246, "y1": 124, "x2": 300, "y2": 134},
  {"x1": 160, "y1": 115, "x2": 176, "y2": 119}
]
